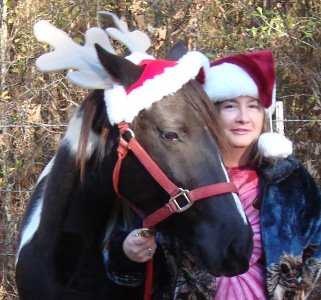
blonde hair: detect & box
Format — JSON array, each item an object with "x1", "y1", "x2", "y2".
[{"x1": 246, "y1": 111, "x2": 269, "y2": 168}]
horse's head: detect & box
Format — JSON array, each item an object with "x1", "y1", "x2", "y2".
[{"x1": 95, "y1": 44, "x2": 253, "y2": 277}]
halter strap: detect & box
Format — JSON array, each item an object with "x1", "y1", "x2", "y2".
[
  {"x1": 113, "y1": 121, "x2": 238, "y2": 227},
  {"x1": 143, "y1": 182, "x2": 237, "y2": 228}
]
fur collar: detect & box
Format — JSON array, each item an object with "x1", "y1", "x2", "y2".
[{"x1": 259, "y1": 156, "x2": 301, "y2": 183}]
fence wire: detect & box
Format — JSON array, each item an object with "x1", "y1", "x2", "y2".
[
  {"x1": 1, "y1": 118, "x2": 320, "y2": 194},
  {"x1": 0, "y1": 120, "x2": 320, "y2": 130}
]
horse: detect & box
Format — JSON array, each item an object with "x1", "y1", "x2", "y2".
[{"x1": 15, "y1": 23, "x2": 253, "y2": 300}]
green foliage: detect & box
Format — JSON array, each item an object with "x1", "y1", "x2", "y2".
[{"x1": 5, "y1": 0, "x2": 12, "y2": 9}]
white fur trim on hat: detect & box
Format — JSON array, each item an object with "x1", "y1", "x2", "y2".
[
  {"x1": 203, "y1": 63, "x2": 259, "y2": 103},
  {"x1": 104, "y1": 51, "x2": 210, "y2": 124},
  {"x1": 258, "y1": 132, "x2": 293, "y2": 160},
  {"x1": 125, "y1": 52, "x2": 155, "y2": 64}
]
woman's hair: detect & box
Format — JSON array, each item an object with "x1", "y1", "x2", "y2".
[
  {"x1": 247, "y1": 112, "x2": 269, "y2": 168},
  {"x1": 215, "y1": 100, "x2": 269, "y2": 168}
]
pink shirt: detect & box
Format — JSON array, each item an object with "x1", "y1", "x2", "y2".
[{"x1": 215, "y1": 166, "x2": 267, "y2": 300}]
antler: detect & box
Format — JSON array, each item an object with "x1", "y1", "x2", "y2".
[
  {"x1": 98, "y1": 11, "x2": 151, "y2": 53},
  {"x1": 34, "y1": 11, "x2": 151, "y2": 89}
]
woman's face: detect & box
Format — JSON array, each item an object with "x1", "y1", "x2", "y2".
[{"x1": 217, "y1": 96, "x2": 264, "y2": 150}]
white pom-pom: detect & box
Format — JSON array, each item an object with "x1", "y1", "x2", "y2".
[{"x1": 258, "y1": 132, "x2": 293, "y2": 160}]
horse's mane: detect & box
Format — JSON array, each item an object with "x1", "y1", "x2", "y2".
[
  {"x1": 76, "y1": 90, "x2": 133, "y2": 238},
  {"x1": 76, "y1": 89, "x2": 110, "y2": 178}
]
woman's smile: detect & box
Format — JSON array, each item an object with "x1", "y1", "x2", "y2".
[{"x1": 231, "y1": 128, "x2": 250, "y2": 135}]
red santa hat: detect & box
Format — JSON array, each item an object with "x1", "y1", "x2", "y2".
[
  {"x1": 202, "y1": 50, "x2": 293, "y2": 160},
  {"x1": 105, "y1": 51, "x2": 210, "y2": 124}
]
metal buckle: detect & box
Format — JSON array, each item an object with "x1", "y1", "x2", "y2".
[
  {"x1": 119, "y1": 128, "x2": 135, "y2": 140},
  {"x1": 169, "y1": 188, "x2": 192, "y2": 213},
  {"x1": 135, "y1": 228, "x2": 154, "y2": 237}
]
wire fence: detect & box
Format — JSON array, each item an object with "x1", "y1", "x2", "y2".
[
  {"x1": 0, "y1": 124, "x2": 68, "y2": 128},
  {"x1": 1, "y1": 118, "x2": 320, "y2": 194},
  {"x1": 1, "y1": 119, "x2": 321, "y2": 130}
]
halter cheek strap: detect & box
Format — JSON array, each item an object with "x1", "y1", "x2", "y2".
[{"x1": 113, "y1": 122, "x2": 238, "y2": 227}]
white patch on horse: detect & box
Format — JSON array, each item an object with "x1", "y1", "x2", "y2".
[
  {"x1": 15, "y1": 195, "x2": 44, "y2": 265},
  {"x1": 37, "y1": 156, "x2": 55, "y2": 184},
  {"x1": 219, "y1": 156, "x2": 247, "y2": 224},
  {"x1": 16, "y1": 157, "x2": 55, "y2": 265},
  {"x1": 63, "y1": 111, "x2": 100, "y2": 157}
]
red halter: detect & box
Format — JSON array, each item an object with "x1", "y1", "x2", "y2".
[{"x1": 112, "y1": 121, "x2": 238, "y2": 300}]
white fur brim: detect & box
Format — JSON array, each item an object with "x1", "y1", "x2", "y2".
[
  {"x1": 203, "y1": 63, "x2": 259, "y2": 102},
  {"x1": 203, "y1": 62, "x2": 276, "y2": 112},
  {"x1": 258, "y1": 132, "x2": 293, "y2": 160}
]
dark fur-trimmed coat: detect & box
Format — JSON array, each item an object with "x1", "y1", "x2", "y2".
[
  {"x1": 106, "y1": 156, "x2": 321, "y2": 299},
  {"x1": 259, "y1": 156, "x2": 321, "y2": 299}
]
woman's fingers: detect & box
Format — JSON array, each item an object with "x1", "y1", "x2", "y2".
[{"x1": 123, "y1": 229, "x2": 157, "y2": 263}]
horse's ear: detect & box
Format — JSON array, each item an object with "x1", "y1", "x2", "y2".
[
  {"x1": 166, "y1": 40, "x2": 188, "y2": 61},
  {"x1": 94, "y1": 43, "x2": 145, "y2": 90}
]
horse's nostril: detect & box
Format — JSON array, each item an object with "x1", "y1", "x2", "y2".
[
  {"x1": 221, "y1": 239, "x2": 251, "y2": 276},
  {"x1": 226, "y1": 240, "x2": 240, "y2": 257}
]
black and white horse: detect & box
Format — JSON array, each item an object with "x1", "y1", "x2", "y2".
[{"x1": 15, "y1": 37, "x2": 253, "y2": 299}]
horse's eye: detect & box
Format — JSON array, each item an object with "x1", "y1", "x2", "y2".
[{"x1": 162, "y1": 131, "x2": 179, "y2": 141}]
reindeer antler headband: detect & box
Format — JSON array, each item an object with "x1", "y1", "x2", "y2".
[
  {"x1": 33, "y1": 11, "x2": 211, "y2": 124},
  {"x1": 34, "y1": 11, "x2": 152, "y2": 90}
]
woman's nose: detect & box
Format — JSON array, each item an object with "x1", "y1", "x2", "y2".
[{"x1": 236, "y1": 107, "x2": 250, "y2": 123}]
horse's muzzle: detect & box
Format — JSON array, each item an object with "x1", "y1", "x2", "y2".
[{"x1": 220, "y1": 237, "x2": 253, "y2": 277}]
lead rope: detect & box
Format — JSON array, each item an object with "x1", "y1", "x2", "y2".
[{"x1": 144, "y1": 259, "x2": 154, "y2": 300}]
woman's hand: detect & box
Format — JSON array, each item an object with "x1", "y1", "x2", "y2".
[{"x1": 123, "y1": 228, "x2": 157, "y2": 263}]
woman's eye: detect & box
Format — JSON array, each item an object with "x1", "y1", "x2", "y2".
[
  {"x1": 162, "y1": 131, "x2": 179, "y2": 141},
  {"x1": 222, "y1": 103, "x2": 235, "y2": 109},
  {"x1": 249, "y1": 105, "x2": 262, "y2": 111}
]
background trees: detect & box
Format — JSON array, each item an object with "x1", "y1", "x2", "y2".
[{"x1": 0, "y1": 1, "x2": 320, "y2": 298}]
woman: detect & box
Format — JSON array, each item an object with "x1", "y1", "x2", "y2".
[{"x1": 106, "y1": 50, "x2": 321, "y2": 299}]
